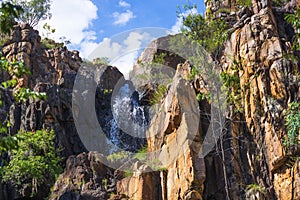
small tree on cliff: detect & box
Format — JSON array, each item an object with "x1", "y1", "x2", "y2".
[
  {"x1": 15, "y1": 0, "x2": 52, "y2": 27},
  {"x1": 0, "y1": 1, "x2": 22, "y2": 35},
  {"x1": 177, "y1": 3, "x2": 243, "y2": 200}
]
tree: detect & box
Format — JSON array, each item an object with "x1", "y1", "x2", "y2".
[
  {"x1": 177, "y1": 4, "x2": 229, "y2": 56},
  {"x1": 15, "y1": 0, "x2": 51, "y2": 27},
  {"x1": 0, "y1": 1, "x2": 23, "y2": 34},
  {"x1": 0, "y1": 130, "x2": 62, "y2": 197},
  {"x1": 177, "y1": 4, "x2": 239, "y2": 200}
]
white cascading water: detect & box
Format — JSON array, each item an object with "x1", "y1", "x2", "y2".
[{"x1": 109, "y1": 83, "x2": 148, "y2": 152}]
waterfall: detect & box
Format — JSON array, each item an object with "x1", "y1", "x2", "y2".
[{"x1": 109, "y1": 83, "x2": 148, "y2": 152}]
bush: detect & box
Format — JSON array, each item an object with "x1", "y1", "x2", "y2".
[
  {"x1": 41, "y1": 38, "x2": 64, "y2": 49},
  {"x1": 236, "y1": 0, "x2": 252, "y2": 8},
  {"x1": 132, "y1": 145, "x2": 148, "y2": 161},
  {"x1": 0, "y1": 130, "x2": 63, "y2": 197},
  {"x1": 285, "y1": 8, "x2": 300, "y2": 51},
  {"x1": 284, "y1": 102, "x2": 300, "y2": 148},
  {"x1": 246, "y1": 183, "x2": 265, "y2": 198},
  {"x1": 150, "y1": 84, "x2": 168, "y2": 105},
  {"x1": 179, "y1": 4, "x2": 229, "y2": 55},
  {"x1": 107, "y1": 150, "x2": 129, "y2": 163}
]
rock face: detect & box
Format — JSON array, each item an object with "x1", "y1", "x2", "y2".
[
  {"x1": 130, "y1": 35, "x2": 185, "y2": 87},
  {"x1": 203, "y1": 0, "x2": 300, "y2": 199},
  {"x1": 116, "y1": 160, "x2": 162, "y2": 200},
  {"x1": 49, "y1": 152, "x2": 115, "y2": 200},
  {"x1": 147, "y1": 72, "x2": 205, "y2": 200},
  {"x1": 115, "y1": 70, "x2": 205, "y2": 200},
  {"x1": 0, "y1": 24, "x2": 126, "y2": 199},
  {"x1": 1, "y1": 23, "x2": 85, "y2": 158}
]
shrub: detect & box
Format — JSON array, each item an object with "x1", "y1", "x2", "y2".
[
  {"x1": 285, "y1": 8, "x2": 300, "y2": 51},
  {"x1": 42, "y1": 38, "x2": 64, "y2": 49},
  {"x1": 133, "y1": 145, "x2": 148, "y2": 161},
  {"x1": 284, "y1": 102, "x2": 300, "y2": 148},
  {"x1": 246, "y1": 183, "x2": 265, "y2": 197},
  {"x1": 236, "y1": 0, "x2": 252, "y2": 8},
  {"x1": 149, "y1": 84, "x2": 168, "y2": 105},
  {"x1": 0, "y1": 130, "x2": 63, "y2": 197},
  {"x1": 107, "y1": 150, "x2": 129, "y2": 163}
]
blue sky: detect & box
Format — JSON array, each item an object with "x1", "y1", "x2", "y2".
[{"x1": 38, "y1": 0, "x2": 206, "y2": 75}]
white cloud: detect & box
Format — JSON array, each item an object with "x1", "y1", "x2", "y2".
[
  {"x1": 124, "y1": 32, "x2": 152, "y2": 50},
  {"x1": 119, "y1": 0, "x2": 130, "y2": 8},
  {"x1": 110, "y1": 51, "x2": 138, "y2": 78},
  {"x1": 38, "y1": 0, "x2": 98, "y2": 57},
  {"x1": 79, "y1": 41, "x2": 100, "y2": 58},
  {"x1": 89, "y1": 38, "x2": 123, "y2": 59},
  {"x1": 88, "y1": 31, "x2": 154, "y2": 77},
  {"x1": 113, "y1": 10, "x2": 135, "y2": 26},
  {"x1": 170, "y1": 8, "x2": 198, "y2": 34}
]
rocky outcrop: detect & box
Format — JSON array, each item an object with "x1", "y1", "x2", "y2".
[
  {"x1": 116, "y1": 70, "x2": 205, "y2": 200},
  {"x1": 204, "y1": 0, "x2": 300, "y2": 199},
  {"x1": 1, "y1": 23, "x2": 85, "y2": 158},
  {"x1": 0, "y1": 24, "x2": 127, "y2": 199},
  {"x1": 130, "y1": 35, "x2": 185, "y2": 87},
  {"x1": 50, "y1": 152, "x2": 115, "y2": 200},
  {"x1": 149, "y1": 73, "x2": 204, "y2": 200},
  {"x1": 116, "y1": 160, "x2": 161, "y2": 200}
]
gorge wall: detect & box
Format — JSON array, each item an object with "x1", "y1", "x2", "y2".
[{"x1": 0, "y1": 0, "x2": 300, "y2": 199}]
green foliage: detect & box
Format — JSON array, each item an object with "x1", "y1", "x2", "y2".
[
  {"x1": 0, "y1": 55, "x2": 47, "y2": 103},
  {"x1": 15, "y1": 0, "x2": 52, "y2": 27},
  {"x1": 220, "y1": 60, "x2": 242, "y2": 111},
  {"x1": 0, "y1": 55, "x2": 46, "y2": 152},
  {"x1": 42, "y1": 23, "x2": 55, "y2": 38},
  {"x1": 188, "y1": 65, "x2": 201, "y2": 81},
  {"x1": 93, "y1": 57, "x2": 110, "y2": 65},
  {"x1": 0, "y1": 1, "x2": 23, "y2": 35},
  {"x1": 132, "y1": 145, "x2": 148, "y2": 161},
  {"x1": 246, "y1": 183, "x2": 265, "y2": 194},
  {"x1": 153, "y1": 53, "x2": 166, "y2": 65},
  {"x1": 107, "y1": 150, "x2": 129, "y2": 163},
  {"x1": 15, "y1": 87, "x2": 46, "y2": 103},
  {"x1": 0, "y1": 130, "x2": 63, "y2": 197},
  {"x1": 196, "y1": 92, "x2": 211, "y2": 101},
  {"x1": 149, "y1": 84, "x2": 168, "y2": 105},
  {"x1": 285, "y1": 8, "x2": 300, "y2": 51},
  {"x1": 179, "y1": 4, "x2": 229, "y2": 55},
  {"x1": 236, "y1": 0, "x2": 252, "y2": 8},
  {"x1": 102, "y1": 178, "x2": 108, "y2": 189},
  {"x1": 0, "y1": 132, "x2": 17, "y2": 151},
  {"x1": 0, "y1": 55, "x2": 30, "y2": 78},
  {"x1": 284, "y1": 102, "x2": 300, "y2": 148},
  {"x1": 41, "y1": 38, "x2": 63, "y2": 49},
  {"x1": 124, "y1": 170, "x2": 133, "y2": 178},
  {"x1": 0, "y1": 55, "x2": 41, "y2": 114}
]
